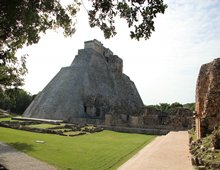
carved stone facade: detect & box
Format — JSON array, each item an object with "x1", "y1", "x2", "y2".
[{"x1": 195, "y1": 58, "x2": 220, "y2": 138}]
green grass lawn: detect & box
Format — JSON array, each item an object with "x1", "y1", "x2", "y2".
[
  {"x1": 0, "y1": 127, "x2": 156, "y2": 170},
  {"x1": 0, "y1": 117, "x2": 12, "y2": 122},
  {"x1": 0, "y1": 117, "x2": 23, "y2": 122},
  {"x1": 63, "y1": 131, "x2": 82, "y2": 135}
]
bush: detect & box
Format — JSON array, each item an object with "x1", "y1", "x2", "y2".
[
  {"x1": 212, "y1": 125, "x2": 220, "y2": 149},
  {"x1": 0, "y1": 88, "x2": 33, "y2": 114}
]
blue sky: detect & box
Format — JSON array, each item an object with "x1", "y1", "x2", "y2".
[{"x1": 18, "y1": 0, "x2": 220, "y2": 105}]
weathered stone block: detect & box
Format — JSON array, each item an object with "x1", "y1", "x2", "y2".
[
  {"x1": 129, "y1": 116, "x2": 139, "y2": 127},
  {"x1": 120, "y1": 114, "x2": 128, "y2": 122},
  {"x1": 105, "y1": 114, "x2": 112, "y2": 126}
]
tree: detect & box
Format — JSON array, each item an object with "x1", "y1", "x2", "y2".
[
  {"x1": 183, "y1": 103, "x2": 195, "y2": 111},
  {"x1": 0, "y1": 87, "x2": 11, "y2": 110},
  {"x1": 170, "y1": 102, "x2": 183, "y2": 108},
  {"x1": 0, "y1": 0, "x2": 167, "y2": 88},
  {"x1": 12, "y1": 89, "x2": 33, "y2": 114},
  {"x1": 0, "y1": 0, "x2": 80, "y2": 88},
  {"x1": 158, "y1": 103, "x2": 170, "y2": 112},
  {"x1": 1, "y1": 88, "x2": 33, "y2": 114},
  {"x1": 145, "y1": 103, "x2": 171, "y2": 113},
  {"x1": 89, "y1": 0, "x2": 167, "y2": 40}
]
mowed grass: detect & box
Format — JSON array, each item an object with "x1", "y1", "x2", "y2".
[
  {"x1": 0, "y1": 117, "x2": 12, "y2": 121},
  {"x1": 0, "y1": 127, "x2": 155, "y2": 170}
]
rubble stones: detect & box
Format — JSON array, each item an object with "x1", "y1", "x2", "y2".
[
  {"x1": 189, "y1": 131, "x2": 220, "y2": 170},
  {"x1": 212, "y1": 125, "x2": 220, "y2": 149},
  {"x1": 0, "y1": 120, "x2": 103, "y2": 137},
  {"x1": 198, "y1": 166, "x2": 206, "y2": 170}
]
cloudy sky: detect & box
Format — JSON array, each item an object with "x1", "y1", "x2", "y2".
[{"x1": 18, "y1": 0, "x2": 220, "y2": 105}]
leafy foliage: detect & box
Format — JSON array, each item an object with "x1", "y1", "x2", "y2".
[
  {"x1": 183, "y1": 103, "x2": 195, "y2": 111},
  {"x1": 88, "y1": 0, "x2": 167, "y2": 40},
  {"x1": 146, "y1": 102, "x2": 194, "y2": 113},
  {"x1": 170, "y1": 102, "x2": 183, "y2": 108},
  {"x1": 0, "y1": 88, "x2": 11, "y2": 109},
  {"x1": 0, "y1": 0, "x2": 79, "y2": 88},
  {"x1": 212, "y1": 124, "x2": 220, "y2": 149},
  {"x1": 146, "y1": 103, "x2": 172, "y2": 112},
  {"x1": 0, "y1": 88, "x2": 33, "y2": 114},
  {"x1": 0, "y1": 0, "x2": 167, "y2": 88}
]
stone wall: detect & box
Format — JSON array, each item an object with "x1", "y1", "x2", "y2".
[
  {"x1": 142, "y1": 107, "x2": 193, "y2": 130},
  {"x1": 105, "y1": 107, "x2": 193, "y2": 131},
  {"x1": 84, "y1": 39, "x2": 104, "y2": 55},
  {"x1": 68, "y1": 118, "x2": 104, "y2": 125},
  {"x1": 195, "y1": 58, "x2": 220, "y2": 138}
]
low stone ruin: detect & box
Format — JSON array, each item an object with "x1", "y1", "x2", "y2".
[
  {"x1": 0, "y1": 109, "x2": 10, "y2": 118},
  {"x1": 195, "y1": 58, "x2": 220, "y2": 138},
  {"x1": 188, "y1": 58, "x2": 220, "y2": 169},
  {"x1": 105, "y1": 106, "x2": 193, "y2": 131},
  {"x1": 143, "y1": 107, "x2": 193, "y2": 130},
  {"x1": 0, "y1": 120, "x2": 103, "y2": 137}
]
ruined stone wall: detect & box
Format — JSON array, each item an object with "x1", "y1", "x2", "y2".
[
  {"x1": 105, "y1": 107, "x2": 193, "y2": 130},
  {"x1": 196, "y1": 58, "x2": 220, "y2": 137},
  {"x1": 196, "y1": 64, "x2": 210, "y2": 117},
  {"x1": 142, "y1": 107, "x2": 193, "y2": 130}
]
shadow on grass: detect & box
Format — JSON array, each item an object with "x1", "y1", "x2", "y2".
[{"x1": 7, "y1": 142, "x2": 35, "y2": 152}]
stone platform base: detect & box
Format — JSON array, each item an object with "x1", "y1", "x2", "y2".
[
  {"x1": 101, "y1": 125, "x2": 169, "y2": 135},
  {"x1": 12, "y1": 117, "x2": 63, "y2": 124}
]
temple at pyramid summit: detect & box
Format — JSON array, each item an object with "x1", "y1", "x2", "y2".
[{"x1": 23, "y1": 39, "x2": 144, "y2": 122}]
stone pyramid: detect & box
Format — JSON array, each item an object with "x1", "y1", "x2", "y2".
[{"x1": 23, "y1": 40, "x2": 144, "y2": 122}]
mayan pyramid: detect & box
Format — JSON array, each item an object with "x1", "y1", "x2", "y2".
[{"x1": 23, "y1": 39, "x2": 144, "y2": 121}]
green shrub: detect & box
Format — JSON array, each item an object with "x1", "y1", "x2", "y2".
[{"x1": 212, "y1": 125, "x2": 220, "y2": 149}]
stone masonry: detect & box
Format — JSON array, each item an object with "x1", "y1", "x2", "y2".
[
  {"x1": 195, "y1": 58, "x2": 220, "y2": 138},
  {"x1": 23, "y1": 39, "x2": 144, "y2": 122},
  {"x1": 105, "y1": 106, "x2": 193, "y2": 130}
]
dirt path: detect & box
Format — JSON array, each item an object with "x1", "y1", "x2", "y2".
[
  {"x1": 0, "y1": 142, "x2": 57, "y2": 170},
  {"x1": 118, "y1": 131, "x2": 194, "y2": 170}
]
